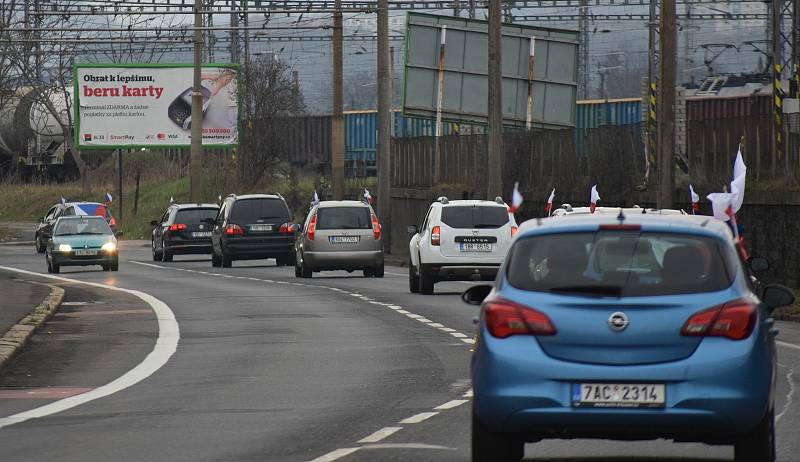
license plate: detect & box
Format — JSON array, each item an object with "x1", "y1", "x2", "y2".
[
  {"x1": 192, "y1": 231, "x2": 212, "y2": 238},
  {"x1": 250, "y1": 224, "x2": 272, "y2": 232},
  {"x1": 572, "y1": 383, "x2": 665, "y2": 408},
  {"x1": 330, "y1": 236, "x2": 359, "y2": 244},
  {"x1": 73, "y1": 249, "x2": 98, "y2": 256},
  {"x1": 460, "y1": 243, "x2": 492, "y2": 252}
]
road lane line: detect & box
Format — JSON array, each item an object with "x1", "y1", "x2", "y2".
[
  {"x1": 307, "y1": 448, "x2": 360, "y2": 462},
  {"x1": 399, "y1": 412, "x2": 439, "y2": 424},
  {"x1": 778, "y1": 340, "x2": 800, "y2": 351},
  {"x1": 0, "y1": 265, "x2": 180, "y2": 429},
  {"x1": 434, "y1": 399, "x2": 469, "y2": 410},
  {"x1": 357, "y1": 426, "x2": 403, "y2": 443}
]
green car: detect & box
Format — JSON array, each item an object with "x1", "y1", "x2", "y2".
[{"x1": 46, "y1": 216, "x2": 119, "y2": 273}]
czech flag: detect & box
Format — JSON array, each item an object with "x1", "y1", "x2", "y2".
[
  {"x1": 544, "y1": 188, "x2": 555, "y2": 215},
  {"x1": 105, "y1": 192, "x2": 113, "y2": 203},
  {"x1": 590, "y1": 185, "x2": 600, "y2": 213},
  {"x1": 311, "y1": 190, "x2": 320, "y2": 208},
  {"x1": 689, "y1": 184, "x2": 699, "y2": 213},
  {"x1": 508, "y1": 182, "x2": 523, "y2": 214},
  {"x1": 363, "y1": 188, "x2": 373, "y2": 205}
]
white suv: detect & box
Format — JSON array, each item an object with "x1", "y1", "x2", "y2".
[{"x1": 407, "y1": 197, "x2": 518, "y2": 294}]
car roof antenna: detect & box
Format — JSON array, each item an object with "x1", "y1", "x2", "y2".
[{"x1": 617, "y1": 208, "x2": 625, "y2": 223}]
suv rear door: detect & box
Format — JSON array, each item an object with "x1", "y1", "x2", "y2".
[
  {"x1": 174, "y1": 207, "x2": 219, "y2": 240},
  {"x1": 229, "y1": 198, "x2": 291, "y2": 238},
  {"x1": 439, "y1": 205, "x2": 512, "y2": 259},
  {"x1": 312, "y1": 206, "x2": 376, "y2": 252}
]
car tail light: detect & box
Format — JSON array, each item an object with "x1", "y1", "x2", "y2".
[
  {"x1": 371, "y1": 214, "x2": 381, "y2": 240},
  {"x1": 511, "y1": 225, "x2": 518, "y2": 237},
  {"x1": 431, "y1": 226, "x2": 440, "y2": 246},
  {"x1": 279, "y1": 223, "x2": 294, "y2": 234},
  {"x1": 225, "y1": 224, "x2": 244, "y2": 236},
  {"x1": 484, "y1": 298, "x2": 556, "y2": 338},
  {"x1": 681, "y1": 299, "x2": 757, "y2": 341},
  {"x1": 168, "y1": 223, "x2": 187, "y2": 232},
  {"x1": 307, "y1": 215, "x2": 317, "y2": 240}
]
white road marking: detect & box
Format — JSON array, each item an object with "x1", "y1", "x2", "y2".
[
  {"x1": 434, "y1": 399, "x2": 469, "y2": 410},
  {"x1": 396, "y1": 309, "x2": 410, "y2": 314},
  {"x1": 0, "y1": 265, "x2": 180, "y2": 429},
  {"x1": 307, "y1": 447, "x2": 360, "y2": 462},
  {"x1": 777, "y1": 368, "x2": 795, "y2": 423},
  {"x1": 463, "y1": 389, "x2": 474, "y2": 398},
  {"x1": 357, "y1": 426, "x2": 403, "y2": 443},
  {"x1": 438, "y1": 327, "x2": 456, "y2": 333},
  {"x1": 428, "y1": 323, "x2": 444, "y2": 328},
  {"x1": 778, "y1": 340, "x2": 800, "y2": 351},
  {"x1": 399, "y1": 412, "x2": 439, "y2": 424},
  {"x1": 450, "y1": 332, "x2": 468, "y2": 338},
  {"x1": 461, "y1": 338, "x2": 475, "y2": 344}
]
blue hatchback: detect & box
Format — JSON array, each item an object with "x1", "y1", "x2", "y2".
[{"x1": 463, "y1": 210, "x2": 795, "y2": 462}]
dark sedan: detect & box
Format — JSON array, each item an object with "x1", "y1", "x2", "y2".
[{"x1": 151, "y1": 203, "x2": 220, "y2": 262}]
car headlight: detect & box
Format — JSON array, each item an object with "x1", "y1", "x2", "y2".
[
  {"x1": 101, "y1": 242, "x2": 117, "y2": 252},
  {"x1": 58, "y1": 244, "x2": 72, "y2": 252}
]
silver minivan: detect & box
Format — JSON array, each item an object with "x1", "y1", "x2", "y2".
[{"x1": 294, "y1": 200, "x2": 384, "y2": 278}]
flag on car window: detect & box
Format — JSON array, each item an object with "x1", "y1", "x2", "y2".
[
  {"x1": 730, "y1": 145, "x2": 746, "y2": 214},
  {"x1": 689, "y1": 184, "x2": 699, "y2": 213},
  {"x1": 59, "y1": 195, "x2": 66, "y2": 205},
  {"x1": 105, "y1": 192, "x2": 113, "y2": 203},
  {"x1": 363, "y1": 188, "x2": 373, "y2": 204},
  {"x1": 508, "y1": 182, "x2": 523, "y2": 214},
  {"x1": 311, "y1": 190, "x2": 320, "y2": 208},
  {"x1": 590, "y1": 185, "x2": 600, "y2": 213},
  {"x1": 544, "y1": 188, "x2": 555, "y2": 215}
]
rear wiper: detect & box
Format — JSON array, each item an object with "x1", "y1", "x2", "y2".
[
  {"x1": 473, "y1": 224, "x2": 499, "y2": 228},
  {"x1": 549, "y1": 285, "x2": 623, "y2": 296}
]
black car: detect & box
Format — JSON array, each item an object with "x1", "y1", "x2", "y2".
[
  {"x1": 35, "y1": 202, "x2": 117, "y2": 253},
  {"x1": 210, "y1": 194, "x2": 296, "y2": 268},
  {"x1": 151, "y1": 203, "x2": 220, "y2": 262}
]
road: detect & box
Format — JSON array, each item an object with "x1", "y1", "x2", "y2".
[{"x1": 0, "y1": 243, "x2": 798, "y2": 462}]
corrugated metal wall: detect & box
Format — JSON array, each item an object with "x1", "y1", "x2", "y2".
[
  {"x1": 686, "y1": 94, "x2": 771, "y2": 121},
  {"x1": 575, "y1": 98, "x2": 642, "y2": 128}
]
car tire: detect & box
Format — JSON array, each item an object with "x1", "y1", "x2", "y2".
[
  {"x1": 472, "y1": 406, "x2": 524, "y2": 462},
  {"x1": 102, "y1": 264, "x2": 111, "y2": 271},
  {"x1": 409, "y1": 262, "x2": 420, "y2": 293},
  {"x1": 211, "y1": 250, "x2": 222, "y2": 267},
  {"x1": 363, "y1": 268, "x2": 373, "y2": 277},
  {"x1": 222, "y1": 250, "x2": 232, "y2": 268},
  {"x1": 300, "y1": 256, "x2": 312, "y2": 278},
  {"x1": 161, "y1": 242, "x2": 173, "y2": 262},
  {"x1": 111, "y1": 259, "x2": 119, "y2": 272},
  {"x1": 152, "y1": 240, "x2": 163, "y2": 261},
  {"x1": 735, "y1": 409, "x2": 775, "y2": 462},
  {"x1": 372, "y1": 264, "x2": 384, "y2": 278},
  {"x1": 294, "y1": 260, "x2": 302, "y2": 277},
  {"x1": 47, "y1": 258, "x2": 53, "y2": 274},
  {"x1": 35, "y1": 235, "x2": 45, "y2": 254},
  {"x1": 51, "y1": 262, "x2": 60, "y2": 274},
  {"x1": 419, "y1": 265, "x2": 435, "y2": 295}
]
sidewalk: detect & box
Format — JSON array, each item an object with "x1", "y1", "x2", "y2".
[{"x1": 0, "y1": 273, "x2": 50, "y2": 337}]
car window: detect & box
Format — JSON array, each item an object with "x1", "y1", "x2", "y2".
[
  {"x1": 316, "y1": 207, "x2": 371, "y2": 230},
  {"x1": 62, "y1": 207, "x2": 75, "y2": 216},
  {"x1": 54, "y1": 217, "x2": 112, "y2": 236},
  {"x1": 230, "y1": 198, "x2": 289, "y2": 223},
  {"x1": 420, "y1": 206, "x2": 433, "y2": 232},
  {"x1": 45, "y1": 206, "x2": 57, "y2": 221},
  {"x1": 175, "y1": 208, "x2": 219, "y2": 224},
  {"x1": 506, "y1": 231, "x2": 738, "y2": 297},
  {"x1": 441, "y1": 205, "x2": 508, "y2": 229}
]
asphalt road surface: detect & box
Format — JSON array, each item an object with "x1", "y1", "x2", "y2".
[{"x1": 0, "y1": 243, "x2": 798, "y2": 462}]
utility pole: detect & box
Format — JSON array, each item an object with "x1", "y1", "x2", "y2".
[
  {"x1": 190, "y1": 0, "x2": 204, "y2": 202},
  {"x1": 331, "y1": 0, "x2": 345, "y2": 200},
  {"x1": 646, "y1": 0, "x2": 659, "y2": 185},
  {"x1": 487, "y1": 1, "x2": 504, "y2": 199},
  {"x1": 377, "y1": 0, "x2": 392, "y2": 252},
  {"x1": 453, "y1": 0, "x2": 461, "y2": 17},
  {"x1": 578, "y1": 0, "x2": 589, "y2": 99},
  {"x1": 794, "y1": 0, "x2": 800, "y2": 99},
  {"x1": 657, "y1": 0, "x2": 676, "y2": 209},
  {"x1": 683, "y1": 2, "x2": 692, "y2": 86},
  {"x1": 468, "y1": 0, "x2": 476, "y2": 19},
  {"x1": 229, "y1": 0, "x2": 239, "y2": 63},
  {"x1": 772, "y1": 0, "x2": 785, "y2": 167}
]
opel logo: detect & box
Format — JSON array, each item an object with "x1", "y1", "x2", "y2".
[{"x1": 608, "y1": 312, "x2": 629, "y2": 332}]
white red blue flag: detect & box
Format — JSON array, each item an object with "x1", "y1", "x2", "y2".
[
  {"x1": 689, "y1": 184, "x2": 699, "y2": 213},
  {"x1": 311, "y1": 190, "x2": 320, "y2": 207},
  {"x1": 590, "y1": 185, "x2": 600, "y2": 213},
  {"x1": 363, "y1": 188, "x2": 373, "y2": 204},
  {"x1": 105, "y1": 192, "x2": 113, "y2": 203},
  {"x1": 59, "y1": 195, "x2": 66, "y2": 205},
  {"x1": 544, "y1": 188, "x2": 555, "y2": 215},
  {"x1": 508, "y1": 182, "x2": 523, "y2": 214}
]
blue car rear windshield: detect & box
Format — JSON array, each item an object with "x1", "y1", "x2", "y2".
[{"x1": 506, "y1": 231, "x2": 738, "y2": 296}]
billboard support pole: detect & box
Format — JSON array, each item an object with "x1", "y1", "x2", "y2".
[
  {"x1": 434, "y1": 25, "x2": 447, "y2": 183},
  {"x1": 190, "y1": 0, "x2": 204, "y2": 202},
  {"x1": 657, "y1": 0, "x2": 675, "y2": 209},
  {"x1": 487, "y1": 1, "x2": 504, "y2": 199},
  {"x1": 377, "y1": 0, "x2": 392, "y2": 253},
  {"x1": 526, "y1": 36, "x2": 536, "y2": 130},
  {"x1": 331, "y1": 0, "x2": 345, "y2": 200}
]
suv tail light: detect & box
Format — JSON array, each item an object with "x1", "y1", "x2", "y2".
[
  {"x1": 511, "y1": 225, "x2": 518, "y2": 237},
  {"x1": 279, "y1": 222, "x2": 294, "y2": 234},
  {"x1": 225, "y1": 224, "x2": 244, "y2": 236},
  {"x1": 371, "y1": 214, "x2": 381, "y2": 240},
  {"x1": 681, "y1": 299, "x2": 757, "y2": 341},
  {"x1": 431, "y1": 226, "x2": 441, "y2": 246},
  {"x1": 168, "y1": 223, "x2": 187, "y2": 232},
  {"x1": 307, "y1": 215, "x2": 317, "y2": 240},
  {"x1": 484, "y1": 298, "x2": 556, "y2": 338}
]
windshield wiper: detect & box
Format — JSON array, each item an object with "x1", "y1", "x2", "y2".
[
  {"x1": 79, "y1": 232, "x2": 108, "y2": 235},
  {"x1": 549, "y1": 285, "x2": 623, "y2": 296}
]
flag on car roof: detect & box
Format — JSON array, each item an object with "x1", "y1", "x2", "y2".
[
  {"x1": 730, "y1": 144, "x2": 746, "y2": 214},
  {"x1": 170, "y1": 196, "x2": 174, "y2": 204},
  {"x1": 105, "y1": 192, "x2": 113, "y2": 203},
  {"x1": 589, "y1": 185, "x2": 600, "y2": 213},
  {"x1": 59, "y1": 195, "x2": 66, "y2": 205},
  {"x1": 689, "y1": 184, "x2": 700, "y2": 214},
  {"x1": 311, "y1": 190, "x2": 320, "y2": 207},
  {"x1": 508, "y1": 182, "x2": 523, "y2": 214},
  {"x1": 363, "y1": 188, "x2": 373, "y2": 204},
  {"x1": 544, "y1": 188, "x2": 555, "y2": 215}
]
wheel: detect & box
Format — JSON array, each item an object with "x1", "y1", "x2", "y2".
[
  {"x1": 373, "y1": 264, "x2": 384, "y2": 278},
  {"x1": 161, "y1": 242, "x2": 173, "y2": 262},
  {"x1": 102, "y1": 264, "x2": 110, "y2": 271},
  {"x1": 363, "y1": 268, "x2": 373, "y2": 277},
  {"x1": 735, "y1": 409, "x2": 775, "y2": 462},
  {"x1": 418, "y1": 265, "x2": 435, "y2": 295},
  {"x1": 276, "y1": 255, "x2": 287, "y2": 267},
  {"x1": 300, "y1": 255, "x2": 312, "y2": 278},
  {"x1": 211, "y1": 250, "x2": 221, "y2": 267},
  {"x1": 152, "y1": 239, "x2": 162, "y2": 261},
  {"x1": 111, "y1": 259, "x2": 119, "y2": 272},
  {"x1": 35, "y1": 235, "x2": 45, "y2": 254},
  {"x1": 294, "y1": 260, "x2": 302, "y2": 277},
  {"x1": 47, "y1": 257, "x2": 53, "y2": 274},
  {"x1": 472, "y1": 405, "x2": 524, "y2": 462},
  {"x1": 409, "y1": 262, "x2": 420, "y2": 293},
  {"x1": 222, "y1": 250, "x2": 232, "y2": 268},
  {"x1": 51, "y1": 262, "x2": 60, "y2": 274}
]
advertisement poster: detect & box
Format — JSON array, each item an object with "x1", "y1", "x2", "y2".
[{"x1": 75, "y1": 64, "x2": 239, "y2": 148}]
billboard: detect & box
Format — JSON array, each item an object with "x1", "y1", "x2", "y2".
[
  {"x1": 402, "y1": 13, "x2": 579, "y2": 128},
  {"x1": 74, "y1": 64, "x2": 239, "y2": 149}
]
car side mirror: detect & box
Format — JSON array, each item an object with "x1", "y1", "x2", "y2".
[
  {"x1": 462, "y1": 285, "x2": 493, "y2": 306},
  {"x1": 762, "y1": 284, "x2": 795, "y2": 311},
  {"x1": 407, "y1": 225, "x2": 418, "y2": 237},
  {"x1": 114, "y1": 230, "x2": 124, "y2": 237},
  {"x1": 150, "y1": 220, "x2": 159, "y2": 227},
  {"x1": 291, "y1": 223, "x2": 301, "y2": 233},
  {"x1": 748, "y1": 257, "x2": 769, "y2": 273}
]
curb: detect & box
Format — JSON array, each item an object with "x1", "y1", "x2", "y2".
[
  {"x1": 0, "y1": 241, "x2": 35, "y2": 247},
  {"x1": 776, "y1": 313, "x2": 800, "y2": 323},
  {"x1": 0, "y1": 282, "x2": 65, "y2": 370}
]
